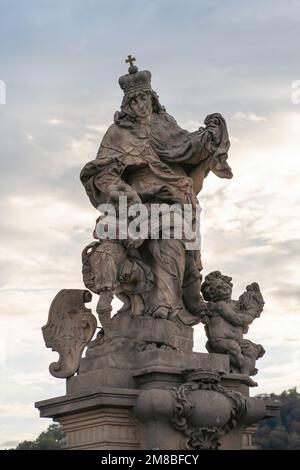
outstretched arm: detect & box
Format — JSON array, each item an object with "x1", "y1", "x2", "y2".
[
  {"x1": 154, "y1": 112, "x2": 232, "y2": 195},
  {"x1": 219, "y1": 305, "x2": 244, "y2": 326}
]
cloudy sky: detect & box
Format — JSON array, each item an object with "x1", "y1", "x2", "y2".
[{"x1": 0, "y1": 0, "x2": 300, "y2": 448}]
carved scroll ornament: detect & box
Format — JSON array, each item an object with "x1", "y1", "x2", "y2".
[{"x1": 42, "y1": 289, "x2": 97, "y2": 378}]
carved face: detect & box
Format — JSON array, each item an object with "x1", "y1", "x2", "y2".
[
  {"x1": 202, "y1": 278, "x2": 232, "y2": 302},
  {"x1": 129, "y1": 93, "x2": 152, "y2": 120}
]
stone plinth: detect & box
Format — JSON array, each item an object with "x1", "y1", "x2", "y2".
[
  {"x1": 35, "y1": 346, "x2": 278, "y2": 450},
  {"x1": 66, "y1": 316, "x2": 228, "y2": 395},
  {"x1": 36, "y1": 387, "x2": 139, "y2": 450}
]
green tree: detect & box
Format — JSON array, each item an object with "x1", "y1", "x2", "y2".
[
  {"x1": 15, "y1": 424, "x2": 65, "y2": 450},
  {"x1": 253, "y1": 388, "x2": 300, "y2": 449}
]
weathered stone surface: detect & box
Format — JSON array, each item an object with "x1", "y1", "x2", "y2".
[
  {"x1": 59, "y1": 409, "x2": 140, "y2": 450},
  {"x1": 36, "y1": 386, "x2": 139, "y2": 418},
  {"x1": 134, "y1": 369, "x2": 266, "y2": 450},
  {"x1": 36, "y1": 388, "x2": 140, "y2": 450},
  {"x1": 86, "y1": 314, "x2": 194, "y2": 356},
  {"x1": 36, "y1": 368, "x2": 279, "y2": 450},
  {"x1": 67, "y1": 348, "x2": 229, "y2": 394},
  {"x1": 42, "y1": 289, "x2": 97, "y2": 378}
]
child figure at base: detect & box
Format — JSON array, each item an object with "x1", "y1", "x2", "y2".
[{"x1": 201, "y1": 271, "x2": 265, "y2": 376}]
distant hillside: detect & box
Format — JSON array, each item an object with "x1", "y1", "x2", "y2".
[{"x1": 253, "y1": 388, "x2": 300, "y2": 449}]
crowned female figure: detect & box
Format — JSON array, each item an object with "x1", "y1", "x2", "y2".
[{"x1": 80, "y1": 59, "x2": 233, "y2": 326}]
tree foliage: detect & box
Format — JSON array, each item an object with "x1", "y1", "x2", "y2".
[
  {"x1": 15, "y1": 424, "x2": 65, "y2": 450},
  {"x1": 253, "y1": 388, "x2": 300, "y2": 449}
]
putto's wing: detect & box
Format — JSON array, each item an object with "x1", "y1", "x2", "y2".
[{"x1": 239, "y1": 282, "x2": 265, "y2": 319}]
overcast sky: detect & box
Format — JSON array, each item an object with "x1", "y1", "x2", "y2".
[{"x1": 0, "y1": 0, "x2": 300, "y2": 448}]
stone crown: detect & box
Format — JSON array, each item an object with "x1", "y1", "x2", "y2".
[{"x1": 119, "y1": 66, "x2": 152, "y2": 96}]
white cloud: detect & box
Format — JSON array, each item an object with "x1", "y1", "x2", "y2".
[
  {"x1": 182, "y1": 120, "x2": 204, "y2": 132},
  {"x1": 0, "y1": 403, "x2": 34, "y2": 418},
  {"x1": 47, "y1": 118, "x2": 64, "y2": 125},
  {"x1": 232, "y1": 111, "x2": 268, "y2": 122},
  {"x1": 86, "y1": 124, "x2": 108, "y2": 134}
]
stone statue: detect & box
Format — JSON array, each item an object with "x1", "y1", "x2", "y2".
[
  {"x1": 201, "y1": 271, "x2": 265, "y2": 376},
  {"x1": 80, "y1": 56, "x2": 233, "y2": 329},
  {"x1": 37, "y1": 57, "x2": 278, "y2": 451}
]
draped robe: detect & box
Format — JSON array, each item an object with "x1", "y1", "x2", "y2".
[{"x1": 80, "y1": 109, "x2": 232, "y2": 325}]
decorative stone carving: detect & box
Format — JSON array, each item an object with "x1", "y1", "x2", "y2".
[
  {"x1": 201, "y1": 271, "x2": 265, "y2": 375},
  {"x1": 187, "y1": 427, "x2": 220, "y2": 450},
  {"x1": 170, "y1": 369, "x2": 247, "y2": 449},
  {"x1": 42, "y1": 289, "x2": 97, "y2": 378},
  {"x1": 82, "y1": 239, "x2": 154, "y2": 333},
  {"x1": 134, "y1": 368, "x2": 268, "y2": 450}
]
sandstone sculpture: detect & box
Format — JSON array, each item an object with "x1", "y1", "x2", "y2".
[
  {"x1": 79, "y1": 57, "x2": 232, "y2": 331},
  {"x1": 37, "y1": 56, "x2": 277, "y2": 450},
  {"x1": 201, "y1": 271, "x2": 265, "y2": 376}
]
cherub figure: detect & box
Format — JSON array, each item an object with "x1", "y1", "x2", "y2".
[{"x1": 201, "y1": 271, "x2": 265, "y2": 376}]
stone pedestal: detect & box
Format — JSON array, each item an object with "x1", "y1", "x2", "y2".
[{"x1": 36, "y1": 321, "x2": 279, "y2": 449}]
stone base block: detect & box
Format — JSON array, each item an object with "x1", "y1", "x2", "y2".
[
  {"x1": 59, "y1": 408, "x2": 140, "y2": 450},
  {"x1": 67, "y1": 349, "x2": 229, "y2": 394}
]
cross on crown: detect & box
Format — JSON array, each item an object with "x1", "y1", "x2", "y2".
[{"x1": 125, "y1": 55, "x2": 136, "y2": 67}]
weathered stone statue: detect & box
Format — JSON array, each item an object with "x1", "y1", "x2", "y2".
[
  {"x1": 80, "y1": 57, "x2": 232, "y2": 331},
  {"x1": 36, "y1": 56, "x2": 279, "y2": 450},
  {"x1": 201, "y1": 272, "x2": 265, "y2": 376}
]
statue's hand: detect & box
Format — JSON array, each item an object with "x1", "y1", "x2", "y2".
[
  {"x1": 108, "y1": 183, "x2": 141, "y2": 205},
  {"x1": 200, "y1": 304, "x2": 214, "y2": 325},
  {"x1": 140, "y1": 185, "x2": 177, "y2": 203}
]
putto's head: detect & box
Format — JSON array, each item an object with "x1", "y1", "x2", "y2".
[{"x1": 201, "y1": 271, "x2": 233, "y2": 302}]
